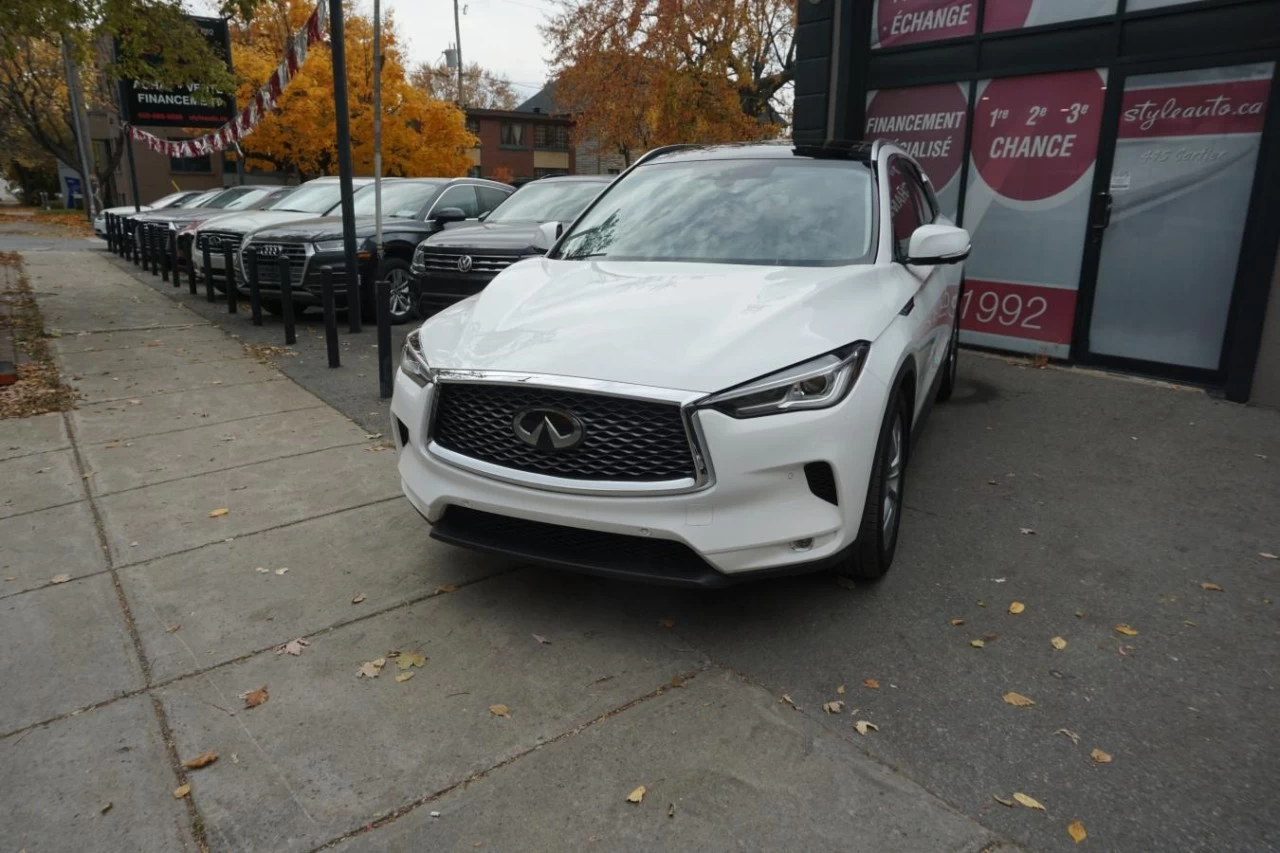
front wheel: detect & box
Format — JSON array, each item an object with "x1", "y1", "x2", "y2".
[
  {"x1": 838, "y1": 391, "x2": 909, "y2": 582},
  {"x1": 366, "y1": 257, "x2": 418, "y2": 325}
]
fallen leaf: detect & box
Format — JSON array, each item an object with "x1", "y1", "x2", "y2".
[
  {"x1": 950, "y1": 618, "x2": 965, "y2": 626},
  {"x1": 50, "y1": 574, "x2": 71, "y2": 584},
  {"x1": 255, "y1": 567, "x2": 269, "y2": 574},
  {"x1": 657, "y1": 617, "x2": 675, "y2": 628},
  {"x1": 100, "y1": 801, "x2": 113, "y2": 814},
  {"x1": 275, "y1": 638, "x2": 309, "y2": 656},
  {"x1": 822, "y1": 700, "x2": 845, "y2": 714},
  {"x1": 1020, "y1": 527, "x2": 1036, "y2": 535},
  {"x1": 182, "y1": 751, "x2": 218, "y2": 769},
  {"x1": 532, "y1": 633, "x2": 551, "y2": 645},
  {"x1": 1013, "y1": 792, "x2": 1045, "y2": 810},
  {"x1": 351, "y1": 592, "x2": 366, "y2": 604},
  {"x1": 1002, "y1": 692, "x2": 1036, "y2": 707},
  {"x1": 780, "y1": 694, "x2": 796, "y2": 708},
  {"x1": 1114, "y1": 624, "x2": 1139, "y2": 636},
  {"x1": 626, "y1": 785, "x2": 646, "y2": 804},
  {"x1": 1184, "y1": 620, "x2": 1197, "y2": 627},
  {"x1": 854, "y1": 720, "x2": 878, "y2": 735},
  {"x1": 1068, "y1": 820, "x2": 1088, "y2": 843},
  {"x1": 1260, "y1": 552, "x2": 1278, "y2": 560},
  {"x1": 489, "y1": 703, "x2": 510, "y2": 718},
  {"x1": 993, "y1": 795, "x2": 1015, "y2": 807},
  {"x1": 435, "y1": 584, "x2": 458, "y2": 594},
  {"x1": 166, "y1": 623, "x2": 181, "y2": 633},
  {"x1": 395, "y1": 671, "x2": 415, "y2": 683},
  {"x1": 863, "y1": 678, "x2": 880, "y2": 689},
  {"x1": 970, "y1": 639, "x2": 985, "y2": 648},
  {"x1": 1090, "y1": 748, "x2": 1112, "y2": 764},
  {"x1": 273, "y1": 567, "x2": 289, "y2": 576},
  {"x1": 365, "y1": 433, "x2": 383, "y2": 440},
  {"x1": 667, "y1": 803, "x2": 676, "y2": 818},
  {"x1": 670, "y1": 675, "x2": 684, "y2": 689},
  {"x1": 1051, "y1": 636, "x2": 1068, "y2": 650},
  {"x1": 241, "y1": 686, "x2": 269, "y2": 708},
  {"x1": 397, "y1": 651, "x2": 426, "y2": 670},
  {"x1": 1075, "y1": 611, "x2": 1085, "y2": 619},
  {"x1": 173, "y1": 783, "x2": 191, "y2": 799},
  {"x1": 127, "y1": 398, "x2": 142, "y2": 405},
  {"x1": 1200, "y1": 582, "x2": 1223, "y2": 592},
  {"x1": 836, "y1": 685, "x2": 846, "y2": 695},
  {"x1": 1055, "y1": 728, "x2": 1080, "y2": 744},
  {"x1": 357, "y1": 658, "x2": 387, "y2": 679},
  {"x1": 1008, "y1": 601, "x2": 1026, "y2": 615},
  {"x1": 976, "y1": 600, "x2": 987, "y2": 607},
  {"x1": 208, "y1": 507, "x2": 229, "y2": 518}
]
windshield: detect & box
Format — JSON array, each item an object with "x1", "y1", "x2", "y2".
[
  {"x1": 555, "y1": 159, "x2": 875, "y2": 266},
  {"x1": 486, "y1": 181, "x2": 608, "y2": 224},
  {"x1": 186, "y1": 191, "x2": 224, "y2": 208},
  {"x1": 269, "y1": 181, "x2": 344, "y2": 213},
  {"x1": 220, "y1": 187, "x2": 274, "y2": 210},
  {"x1": 351, "y1": 182, "x2": 440, "y2": 218},
  {"x1": 151, "y1": 192, "x2": 189, "y2": 209}
]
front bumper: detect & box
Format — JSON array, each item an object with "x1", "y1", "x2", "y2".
[{"x1": 390, "y1": 367, "x2": 888, "y2": 584}]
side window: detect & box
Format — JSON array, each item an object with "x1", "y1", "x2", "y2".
[
  {"x1": 476, "y1": 186, "x2": 511, "y2": 214},
  {"x1": 888, "y1": 158, "x2": 923, "y2": 260},
  {"x1": 907, "y1": 164, "x2": 937, "y2": 224},
  {"x1": 431, "y1": 185, "x2": 478, "y2": 218}
]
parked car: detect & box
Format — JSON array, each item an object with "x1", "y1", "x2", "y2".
[
  {"x1": 131, "y1": 186, "x2": 286, "y2": 262},
  {"x1": 390, "y1": 140, "x2": 969, "y2": 587},
  {"x1": 93, "y1": 190, "x2": 204, "y2": 239},
  {"x1": 191, "y1": 177, "x2": 374, "y2": 290},
  {"x1": 119, "y1": 189, "x2": 223, "y2": 247},
  {"x1": 410, "y1": 175, "x2": 613, "y2": 316},
  {"x1": 241, "y1": 177, "x2": 513, "y2": 322}
]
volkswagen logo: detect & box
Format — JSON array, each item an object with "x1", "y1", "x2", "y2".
[
  {"x1": 457, "y1": 255, "x2": 473, "y2": 273},
  {"x1": 206, "y1": 235, "x2": 222, "y2": 248},
  {"x1": 512, "y1": 407, "x2": 585, "y2": 451},
  {"x1": 257, "y1": 244, "x2": 282, "y2": 257}
]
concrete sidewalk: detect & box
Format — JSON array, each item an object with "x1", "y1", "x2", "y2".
[{"x1": 1, "y1": 250, "x2": 1002, "y2": 852}]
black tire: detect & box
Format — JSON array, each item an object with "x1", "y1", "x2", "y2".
[
  {"x1": 839, "y1": 390, "x2": 909, "y2": 582},
  {"x1": 364, "y1": 256, "x2": 418, "y2": 325},
  {"x1": 936, "y1": 290, "x2": 961, "y2": 402}
]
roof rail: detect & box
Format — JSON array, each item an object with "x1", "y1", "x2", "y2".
[{"x1": 632, "y1": 144, "x2": 703, "y2": 168}]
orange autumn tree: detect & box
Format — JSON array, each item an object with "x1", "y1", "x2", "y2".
[
  {"x1": 543, "y1": 0, "x2": 794, "y2": 165},
  {"x1": 231, "y1": 0, "x2": 475, "y2": 178}
]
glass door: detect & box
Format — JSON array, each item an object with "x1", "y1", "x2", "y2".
[{"x1": 1081, "y1": 62, "x2": 1275, "y2": 374}]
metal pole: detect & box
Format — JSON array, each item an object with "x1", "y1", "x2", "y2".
[
  {"x1": 124, "y1": 135, "x2": 141, "y2": 211},
  {"x1": 329, "y1": 0, "x2": 362, "y2": 333},
  {"x1": 168, "y1": 231, "x2": 178, "y2": 285},
  {"x1": 373, "y1": 0, "x2": 383, "y2": 267},
  {"x1": 322, "y1": 266, "x2": 340, "y2": 368},
  {"x1": 278, "y1": 256, "x2": 297, "y2": 345},
  {"x1": 187, "y1": 237, "x2": 198, "y2": 294},
  {"x1": 203, "y1": 244, "x2": 215, "y2": 302},
  {"x1": 453, "y1": 0, "x2": 464, "y2": 105},
  {"x1": 60, "y1": 38, "x2": 97, "y2": 221},
  {"x1": 376, "y1": 278, "x2": 392, "y2": 399},
  {"x1": 247, "y1": 250, "x2": 263, "y2": 326}
]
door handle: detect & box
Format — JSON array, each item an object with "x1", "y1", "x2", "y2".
[{"x1": 1092, "y1": 191, "x2": 1113, "y2": 231}]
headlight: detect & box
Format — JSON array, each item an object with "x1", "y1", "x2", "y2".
[
  {"x1": 178, "y1": 220, "x2": 203, "y2": 236},
  {"x1": 411, "y1": 244, "x2": 426, "y2": 273},
  {"x1": 699, "y1": 343, "x2": 870, "y2": 418},
  {"x1": 400, "y1": 329, "x2": 432, "y2": 386},
  {"x1": 313, "y1": 239, "x2": 345, "y2": 252}
]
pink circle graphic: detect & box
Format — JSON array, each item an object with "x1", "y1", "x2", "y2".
[
  {"x1": 865, "y1": 83, "x2": 969, "y2": 190},
  {"x1": 970, "y1": 69, "x2": 1106, "y2": 202}
]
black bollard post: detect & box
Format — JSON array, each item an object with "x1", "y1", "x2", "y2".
[
  {"x1": 202, "y1": 243, "x2": 214, "y2": 303},
  {"x1": 187, "y1": 237, "x2": 199, "y2": 295},
  {"x1": 223, "y1": 246, "x2": 237, "y2": 313},
  {"x1": 151, "y1": 227, "x2": 162, "y2": 278},
  {"x1": 139, "y1": 225, "x2": 149, "y2": 272},
  {"x1": 278, "y1": 255, "x2": 296, "y2": 345},
  {"x1": 169, "y1": 231, "x2": 180, "y2": 287},
  {"x1": 322, "y1": 266, "x2": 340, "y2": 368},
  {"x1": 105, "y1": 214, "x2": 113, "y2": 253},
  {"x1": 110, "y1": 215, "x2": 118, "y2": 254},
  {"x1": 247, "y1": 250, "x2": 263, "y2": 327},
  {"x1": 376, "y1": 278, "x2": 392, "y2": 399},
  {"x1": 347, "y1": 265, "x2": 361, "y2": 333}
]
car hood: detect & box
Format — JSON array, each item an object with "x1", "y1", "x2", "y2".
[
  {"x1": 417, "y1": 259, "x2": 910, "y2": 393},
  {"x1": 97, "y1": 204, "x2": 152, "y2": 219},
  {"x1": 197, "y1": 210, "x2": 326, "y2": 236},
  {"x1": 425, "y1": 221, "x2": 543, "y2": 252},
  {"x1": 250, "y1": 215, "x2": 417, "y2": 242},
  {"x1": 136, "y1": 209, "x2": 213, "y2": 224}
]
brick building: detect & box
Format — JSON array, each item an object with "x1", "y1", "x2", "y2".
[{"x1": 463, "y1": 107, "x2": 575, "y2": 183}]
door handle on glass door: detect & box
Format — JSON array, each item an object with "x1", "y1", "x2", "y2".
[{"x1": 1092, "y1": 191, "x2": 1113, "y2": 231}]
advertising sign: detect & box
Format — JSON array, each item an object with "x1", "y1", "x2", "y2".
[
  {"x1": 960, "y1": 68, "x2": 1107, "y2": 356},
  {"x1": 872, "y1": 0, "x2": 977, "y2": 49},
  {"x1": 865, "y1": 83, "x2": 969, "y2": 218},
  {"x1": 119, "y1": 15, "x2": 233, "y2": 129},
  {"x1": 1087, "y1": 63, "x2": 1274, "y2": 369},
  {"x1": 983, "y1": 0, "x2": 1117, "y2": 32}
]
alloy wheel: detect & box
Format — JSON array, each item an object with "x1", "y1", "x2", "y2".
[
  {"x1": 882, "y1": 414, "x2": 904, "y2": 545},
  {"x1": 387, "y1": 269, "x2": 414, "y2": 319}
]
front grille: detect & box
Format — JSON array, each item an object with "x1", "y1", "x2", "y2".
[
  {"x1": 244, "y1": 241, "x2": 308, "y2": 290},
  {"x1": 432, "y1": 383, "x2": 696, "y2": 482},
  {"x1": 199, "y1": 230, "x2": 241, "y2": 254},
  {"x1": 431, "y1": 506, "x2": 721, "y2": 585},
  {"x1": 419, "y1": 250, "x2": 520, "y2": 275}
]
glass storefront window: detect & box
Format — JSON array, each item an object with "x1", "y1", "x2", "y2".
[
  {"x1": 865, "y1": 83, "x2": 969, "y2": 218},
  {"x1": 983, "y1": 0, "x2": 1118, "y2": 32},
  {"x1": 960, "y1": 68, "x2": 1108, "y2": 356}
]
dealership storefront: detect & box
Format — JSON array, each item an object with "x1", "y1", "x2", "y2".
[{"x1": 795, "y1": 0, "x2": 1280, "y2": 403}]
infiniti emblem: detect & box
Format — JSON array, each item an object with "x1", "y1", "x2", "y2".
[
  {"x1": 206, "y1": 235, "x2": 222, "y2": 247},
  {"x1": 512, "y1": 407, "x2": 585, "y2": 451},
  {"x1": 457, "y1": 255, "x2": 473, "y2": 273}
]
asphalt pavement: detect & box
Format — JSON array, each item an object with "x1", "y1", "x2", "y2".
[{"x1": 3, "y1": 242, "x2": 1278, "y2": 853}]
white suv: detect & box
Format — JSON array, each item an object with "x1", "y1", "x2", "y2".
[{"x1": 390, "y1": 141, "x2": 969, "y2": 586}]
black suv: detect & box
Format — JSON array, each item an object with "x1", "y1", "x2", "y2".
[
  {"x1": 410, "y1": 175, "x2": 612, "y2": 316},
  {"x1": 240, "y1": 177, "x2": 513, "y2": 322}
]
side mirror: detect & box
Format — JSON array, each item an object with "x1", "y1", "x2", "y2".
[
  {"x1": 477, "y1": 210, "x2": 490, "y2": 221},
  {"x1": 906, "y1": 224, "x2": 970, "y2": 265},
  {"x1": 532, "y1": 220, "x2": 563, "y2": 252},
  {"x1": 432, "y1": 207, "x2": 467, "y2": 225}
]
